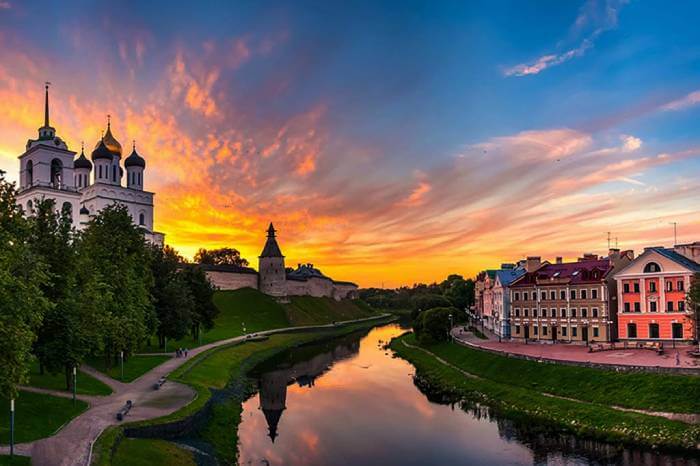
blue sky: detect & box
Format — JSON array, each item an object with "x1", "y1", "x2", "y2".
[{"x1": 1, "y1": 0, "x2": 700, "y2": 286}]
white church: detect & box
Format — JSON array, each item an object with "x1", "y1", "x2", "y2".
[{"x1": 15, "y1": 85, "x2": 163, "y2": 244}]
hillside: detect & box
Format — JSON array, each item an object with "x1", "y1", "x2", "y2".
[{"x1": 284, "y1": 295, "x2": 377, "y2": 326}]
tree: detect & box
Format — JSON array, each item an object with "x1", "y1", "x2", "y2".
[
  {"x1": 0, "y1": 171, "x2": 50, "y2": 399},
  {"x1": 687, "y1": 273, "x2": 700, "y2": 350},
  {"x1": 414, "y1": 307, "x2": 458, "y2": 344},
  {"x1": 410, "y1": 294, "x2": 452, "y2": 313},
  {"x1": 181, "y1": 263, "x2": 218, "y2": 341},
  {"x1": 194, "y1": 247, "x2": 249, "y2": 267},
  {"x1": 149, "y1": 245, "x2": 193, "y2": 347},
  {"x1": 77, "y1": 204, "x2": 155, "y2": 367},
  {"x1": 443, "y1": 276, "x2": 475, "y2": 310}
]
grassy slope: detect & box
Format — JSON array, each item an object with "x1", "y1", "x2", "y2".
[
  {"x1": 86, "y1": 355, "x2": 170, "y2": 383},
  {"x1": 423, "y1": 337, "x2": 699, "y2": 413},
  {"x1": 391, "y1": 334, "x2": 700, "y2": 450},
  {"x1": 28, "y1": 362, "x2": 112, "y2": 396},
  {"x1": 284, "y1": 296, "x2": 376, "y2": 326},
  {"x1": 0, "y1": 391, "x2": 88, "y2": 444},
  {"x1": 111, "y1": 439, "x2": 196, "y2": 466},
  {"x1": 0, "y1": 456, "x2": 31, "y2": 465}
]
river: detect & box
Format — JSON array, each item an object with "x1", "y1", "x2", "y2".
[{"x1": 235, "y1": 323, "x2": 699, "y2": 466}]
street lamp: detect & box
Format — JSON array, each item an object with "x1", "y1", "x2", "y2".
[
  {"x1": 72, "y1": 366, "x2": 77, "y2": 406},
  {"x1": 449, "y1": 313, "x2": 453, "y2": 342},
  {"x1": 120, "y1": 351, "x2": 124, "y2": 381},
  {"x1": 9, "y1": 398, "x2": 14, "y2": 459}
]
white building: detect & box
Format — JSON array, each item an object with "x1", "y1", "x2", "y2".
[{"x1": 15, "y1": 85, "x2": 163, "y2": 244}]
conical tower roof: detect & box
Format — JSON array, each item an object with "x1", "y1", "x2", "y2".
[{"x1": 259, "y1": 223, "x2": 284, "y2": 258}]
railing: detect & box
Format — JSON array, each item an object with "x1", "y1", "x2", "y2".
[{"x1": 19, "y1": 180, "x2": 78, "y2": 193}]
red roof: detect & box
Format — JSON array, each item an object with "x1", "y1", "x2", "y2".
[{"x1": 510, "y1": 258, "x2": 612, "y2": 287}]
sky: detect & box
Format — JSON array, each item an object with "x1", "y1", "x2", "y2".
[{"x1": 1, "y1": 0, "x2": 700, "y2": 288}]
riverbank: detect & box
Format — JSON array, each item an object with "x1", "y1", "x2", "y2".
[
  {"x1": 390, "y1": 333, "x2": 700, "y2": 452},
  {"x1": 92, "y1": 315, "x2": 396, "y2": 465}
]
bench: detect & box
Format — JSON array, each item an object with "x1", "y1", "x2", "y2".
[
  {"x1": 116, "y1": 400, "x2": 133, "y2": 421},
  {"x1": 152, "y1": 377, "x2": 166, "y2": 390}
]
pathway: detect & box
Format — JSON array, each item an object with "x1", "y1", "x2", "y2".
[{"x1": 0, "y1": 314, "x2": 391, "y2": 466}]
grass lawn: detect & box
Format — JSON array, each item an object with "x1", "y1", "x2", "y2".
[
  {"x1": 28, "y1": 361, "x2": 112, "y2": 396},
  {"x1": 284, "y1": 296, "x2": 377, "y2": 326},
  {"x1": 86, "y1": 355, "x2": 170, "y2": 383},
  {"x1": 0, "y1": 391, "x2": 88, "y2": 444},
  {"x1": 112, "y1": 439, "x2": 195, "y2": 466},
  {"x1": 0, "y1": 455, "x2": 31, "y2": 465},
  {"x1": 391, "y1": 333, "x2": 700, "y2": 450},
  {"x1": 413, "y1": 335, "x2": 700, "y2": 414}
]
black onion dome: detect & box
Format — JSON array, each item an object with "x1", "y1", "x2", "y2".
[
  {"x1": 91, "y1": 139, "x2": 113, "y2": 161},
  {"x1": 124, "y1": 146, "x2": 146, "y2": 168},
  {"x1": 80, "y1": 206, "x2": 90, "y2": 215},
  {"x1": 74, "y1": 148, "x2": 93, "y2": 170}
]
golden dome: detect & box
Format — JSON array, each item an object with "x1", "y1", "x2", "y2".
[{"x1": 94, "y1": 118, "x2": 122, "y2": 157}]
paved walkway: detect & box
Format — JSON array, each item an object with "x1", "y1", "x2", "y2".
[
  {"x1": 452, "y1": 327, "x2": 700, "y2": 371},
  {"x1": 0, "y1": 314, "x2": 390, "y2": 466}
]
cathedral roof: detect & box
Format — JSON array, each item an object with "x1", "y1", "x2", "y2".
[
  {"x1": 91, "y1": 139, "x2": 113, "y2": 161},
  {"x1": 94, "y1": 118, "x2": 122, "y2": 157},
  {"x1": 74, "y1": 146, "x2": 93, "y2": 170},
  {"x1": 124, "y1": 143, "x2": 146, "y2": 168},
  {"x1": 260, "y1": 223, "x2": 284, "y2": 258}
]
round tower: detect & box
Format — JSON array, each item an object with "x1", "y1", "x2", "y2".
[
  {"x1": 259, "y1": 223, "x2": 287, "y2": 298},
  {"x1": 125, "y1": 141, "x2": 145, "y2": 190},
  {"x1": 73, "y1": 143, "x2": 92, "y2": 189}
]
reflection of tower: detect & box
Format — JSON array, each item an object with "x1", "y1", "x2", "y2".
[{"x1": 259, "y1": 370, "x2": 287, "y2": 443}]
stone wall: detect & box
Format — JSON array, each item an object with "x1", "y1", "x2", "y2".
[{"x1": 205, "y1": 271, "x2": 259, "y2": 291}]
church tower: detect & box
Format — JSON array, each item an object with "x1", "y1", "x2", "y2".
[
  {"x1": 124, "y1": 141, "x2": 146, "y2": 190},
  {"x1": 16, "y1": 84, "x2": 81, "y2": 226},
  {"x1": 259, "y1": 223, "x2": 287, "y2": 298}
]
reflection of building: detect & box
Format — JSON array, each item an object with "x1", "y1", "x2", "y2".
[
  {"x1": 258, "y1": 341, "x2": 359, "y2": 442},
  {"x1": 16, "y1": 85, "x2": 163, "y2": 244}
]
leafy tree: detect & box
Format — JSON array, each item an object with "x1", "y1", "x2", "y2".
[
  {"x1": 442, "y1": 276, "x2": 475, "y2": 310},
  {"x1": 194, "y1": 247, "x2": 249, "y2": 267},
  {"x1": 181, "y1": 263, "x2": 218, "y2": 341},
  {"x1": 410, "y1": 294, "x2": 452, "y2": 313},
  {"x1": 77, "y1": 204, "x2": 154, "y2": 367},
  {"x1": 150, "y1": 245, "x2": 193, "y2": 347},
  {"x1": 0, "y1": 171, "x2": 50, "y2": 398},
  {"x1": 414, "y1": 307, "x2": 458, "y2": 344}
]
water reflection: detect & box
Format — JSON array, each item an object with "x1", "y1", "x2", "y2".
[{"x1": 237, "y1": 324, "x2": 700, "y2": 466}]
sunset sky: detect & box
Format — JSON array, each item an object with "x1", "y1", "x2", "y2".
[{"x1": 2, "y1": 0, "x2": 700, "y2": 287}]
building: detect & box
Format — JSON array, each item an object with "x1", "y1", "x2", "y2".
[
  {"x1": 204, "y1": 223, "x2": 359, "y2": 300},
  {"x1": 491, "y1": 263, "x2": 527, "y2": 338},
  {"x1": 614, "y1": 244, "x2": 699, "y2": 343},
  {"x1": 509, "y1": 251, "x2": 632, "y2": 344},
  {"x1": 16, "y1": 85, "x2": 163, "y2": 244}
]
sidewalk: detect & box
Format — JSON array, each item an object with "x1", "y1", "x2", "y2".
[{"x1": 452, "y1": 327, "x2": 700, "y2": 372}]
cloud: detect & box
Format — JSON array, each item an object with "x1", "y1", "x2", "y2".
[
  {"x1": 0, "y1": 2, "x2": 10, "y2": 9},
  {"x1": 659, "y1": 90, "x2": 700, "y2": 112},
  {"x1": 504, "y1": 0, "x2": 627, "y2": 77}
]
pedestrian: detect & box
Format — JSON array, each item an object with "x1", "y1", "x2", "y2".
[
  {"x1": 185, "y1": 348, "x2": 189, "y2": 357},
  {"x1": 675, "y1": 351, "x2": 680, "y2": 366}
]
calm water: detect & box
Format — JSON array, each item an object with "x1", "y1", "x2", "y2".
[{"x1": 236, "y1": 324, "x2": 700, "y2": 466}]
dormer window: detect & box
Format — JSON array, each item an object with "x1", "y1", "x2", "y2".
[{"x1": 644, "y1": 262, "x2": 661, "y2": 273}]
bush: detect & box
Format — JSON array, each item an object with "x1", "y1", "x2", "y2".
[{"x1": 414, "y1": 307, "x2": 457, "y2": 343}]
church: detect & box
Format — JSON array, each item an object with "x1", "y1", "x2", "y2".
[{"x1": 15, "y1": 85, "x2": 164, "y2": 244}]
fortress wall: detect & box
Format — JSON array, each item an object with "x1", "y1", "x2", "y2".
[
  {"x1": 206, "y1": 271, "x2": 259, "y2": 291},
  {"x1": 332, "y1": 283, "x2": 359, "y2": 300},
  {"x1": 286, "y1": 280, "x2": 310, "y2": 296}
]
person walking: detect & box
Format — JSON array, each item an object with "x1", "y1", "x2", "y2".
[{"x1": 675, "y1": 351, "x2": 680, "y2": 366}]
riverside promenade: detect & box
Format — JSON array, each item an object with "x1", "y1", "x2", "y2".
[
  {"x1": 452, "y1": 327, "x2": 700, "y2": 373},
  {"x1": 0, "y1": 314, "x2": 391, "y2": 466}
]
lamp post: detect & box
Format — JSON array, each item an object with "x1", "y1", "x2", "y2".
[
  {"x1": 164, "y1": 337, "x2": 168, "y2": 353},
  {"x1": 9, "y1": 398, "x2": 14, "y2": 459},
  {"x1": 72, "y1": 366, "x2": 77, "y2": 406},
  {"x1": 449, "y1": 313, "x2": 453, "y2": 342},
  {"x1": 120, "y1": 351, "x2": 124, "y2": 381}
]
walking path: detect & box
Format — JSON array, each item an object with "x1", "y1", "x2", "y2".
[
  {"x1": 0, "y1": 314, "x2": 390, "y2": 466},
  {"x1": 452, "y1": 327, "x2": 700, "y2": 372}
]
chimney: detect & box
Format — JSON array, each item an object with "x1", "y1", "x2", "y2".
[
  {"x1": 608, "y1": 248, "x2": 620, "y2": 260},
  {"x1": 526, "y1": 256, "x2": 541, "y2": 272},
  {"x1": 555, "y1": 257, "x2": 563, "y2": 264}
]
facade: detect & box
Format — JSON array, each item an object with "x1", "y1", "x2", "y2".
[
  {"x1": 509, "y1": 251, "x2": 632, "y2": 344},
  {"x1": 16, "y1": 85, "x2": 163, "y2": 244},
  {"x1": 614, "y1": 245, "x2": 699, "y2": 343},
  {"x1": 205, "y1": 223, "x2": 359, "y2": 300},
  {"x1": 492, "y1": 263, "x2": 527, "y2": 338},
  {"x1": 480, "y1": 270, "x2": 497, "y2": 331}
]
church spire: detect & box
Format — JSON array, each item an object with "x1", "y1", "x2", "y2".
[{"x1": 44, "y1": 82, "x2": 50, "y2": 127}]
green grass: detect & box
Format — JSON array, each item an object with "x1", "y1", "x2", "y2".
[
  {"x1": 112, "y1": 439, "x2": 195, "y2": 466},
  {"x1": 0, "y1": 455, "x2": 31, "y2": 465},
  {"x1": 86, "y1": 355, "x2": 170, "y2": 383},
  {"x1": 0, "y1": 391, "x2": 88, "y2": 444},
  {"x1": 391, "y1": 334, "x2": 700, "y2": 450},
  {"x1": 413, "y1": 336, "x2": 700, "y2": 414},
  {"x1": 28, "y1": 362, "x2": 112, "y2": 396},
  {"x1": 284, "y1": 296, "x2": 376, "y2": 326}
]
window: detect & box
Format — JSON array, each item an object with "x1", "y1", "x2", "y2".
[
  {"x1": 591, "y1": 289, "x2": 598, "y2": 299},
  {"x1": 623, "y1": 283, "x2": 630, "y2": 293},
  {"x1": 562, "y1": 326, "x2": 568, "y2": 336},
  {"x1": 592, "y1": 308, "x2": 598, "y2": 318},
  {"x1": 533, "y1": 326, "x2": 538, "y2": 335},
  {"x1": 26, "y1": 160, "x2": 33, "y2": 186},
  {"x1": 560, "y1": 290, "x2": 566, "y2": 299},
  {"x1": 551, "y1": 308, "x2": 556, "y2": 318},
  {"x1": 542, "y1": 326, "x2": 548, "y2": 335},
  {"x1": 624, "y1": 302, "x2": 630, "y2": 313},
  {"x1": 649, "y1": 323, "x2": 659, "y2": 339},
  {"x1": 634, "y1": 302, "x2": 641, "y2": 312},
  {"x1": 515, "y1": 308, "x2": 520, "y2": 317},
  {"x1": 649, "y1": 281, "x2": 657, "y2": 293},
  {"x1": 533, "y1": 309, "x2": 538, "y2": 317},
  {"x1": 678, "y1": 280, "x2": 684, "y2": 291},
  {"x1": 649, "y1": 301, "x2": 657, "y2": 313},
  {"x1": 627, "y1": 323, "x2": 637, "y2": 338},
  {"x1": 515, "y1": 325, "x2": 520, "y2": 335},
  {"x1": 523, "y1": 292, "x2": 528, "y2": 301},
  {"x1": 570, "y1": 290, "x2": 576, "y2": 300},
  {"x1": 524, "y1": 309, "x2": 529, "y2": 317},
  {"x1": 571, "y1": 308, "x2": 577, "y2": 317},
  {"x1": 112, "y1": 165, "x2": 117, "y2": 182},
  {"x1": 26, "y1": 199, "x2": 33, "y2": 213},
  {"x1": 679, "y1": 301, "x2": 685, "y2": 312},
  {"x1": 634, "y1": 282, "x2": 640, "y2": 293},
  {"x1": 672, "y1": 323, "x2": 683, "y2": 339},
  {"x1": 581, "y1": 289, "x2": 587, "y2": 299},
  {"x1": 550, "y1": 291, "x2": 556, "y2": 300},
  {"x1": 666, "y1": 281, "x2": 673, "y2": 292},
  {"x1": 644, "y1": 262, "x2": 661, "y2": 273},
  {"x1": 50, "y1": 159, "x2": 62, "y2": 187},
  {"x1": 139, "y1": 213, "x2": 145, "y2": 226},
  {"x1": 667, "y1": 301, "x2": 674, "y2": 312},
  {"x1": 99, "y1": 165, "x2": 103, "y2": 178},
  {"x1": 561, "y1": 308, "x2": 567, "y2": 317},
  {"x1": 514, "y1": 292, "x2": 520, "y2": 301},
  {"x1": 572, "y1": 327, "x2": 578, "y2": 337},
  {"x1": 593, "y1": 327, "x2": 599, "y2": 338},
  {"x1": 581, "y1": 308, "x2": 588, "y2": 318},
  {"x1": 541, "y1": 291, "x2": 546, "y2": 301}
]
